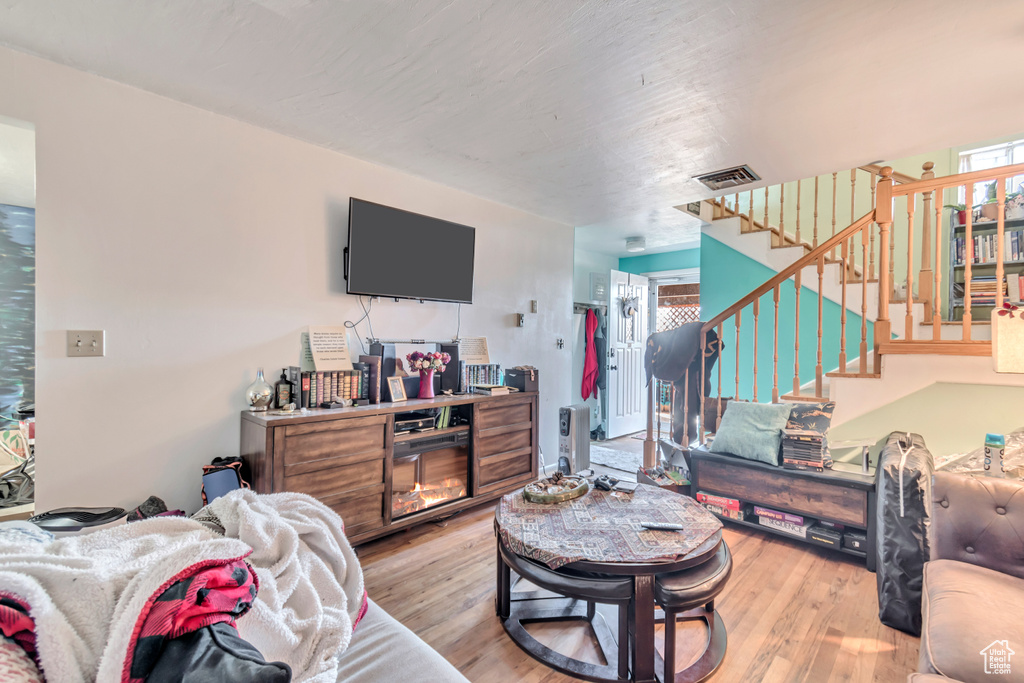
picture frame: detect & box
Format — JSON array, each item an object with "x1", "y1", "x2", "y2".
[{"x1": 387, "y1": 376, "x2": 407, "y2": 402}]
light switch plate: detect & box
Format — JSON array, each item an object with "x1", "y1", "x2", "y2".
[
  {"x1": 530, "y1": 300, "x2": 538, "y2": 313},
  {"x1": 67, "y1": 330, "x2": 105, "y2": 357}
]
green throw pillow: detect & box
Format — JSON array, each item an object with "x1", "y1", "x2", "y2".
[{"x1": 709, "y1": 401, "x2": 793, "y2": 465}]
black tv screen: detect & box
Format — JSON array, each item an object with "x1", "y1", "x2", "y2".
[{"x1": 346, "y1": 199, "x2": 476, "y2": 304}]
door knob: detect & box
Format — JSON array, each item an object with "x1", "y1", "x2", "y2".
[{"x1": 610, "y1": 365, "x2": 618, "y2": 371}]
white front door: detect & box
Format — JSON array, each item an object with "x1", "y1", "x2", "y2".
[{"x1": 606, "y1": 269, "x2": 648, "y2": 439}]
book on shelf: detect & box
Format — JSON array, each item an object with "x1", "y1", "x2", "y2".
[
  {"x1": 758, "y1": 515, "x2": 813, "y2": 539},
  {"x1": 470, "y1": 384, "x2": 510, "y2": 396},
  {"x1": 701, "y1": 502, "x2": 745, "y2": 521},
  {"x1": 753, "y1": 505, "x2": 805, "y2": 526},
  {"x1": 954, "y1": 228, "x2": 1024, "y2": 265},
  {"x1": 696, "y1": 491, "x2": 742, "y2": 511},
  {"x1": 358, "y1": 355, "x2": 382, "y2": 404}
]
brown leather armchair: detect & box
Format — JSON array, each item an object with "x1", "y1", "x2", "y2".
[{"x1": 912, "y1": 472, "x2": 1024, "y2": 683}]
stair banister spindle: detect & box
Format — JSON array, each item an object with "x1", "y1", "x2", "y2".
[
  {"x1": 997, "y1": 180, "x2": 1007, "y2": 309},
  {"x1": 796, "y1": 179, "x2": 802, "y2": 243},
  {"x1": 699, "y1": 332, "x2": 707, "y2": 444},
  {"x1": 870, "y1": 171, "x2": 877, "y2": 281},
  {"x1": 874, "y1": 167, "x2": 894, "y2": 374},
  {"x1": 716, "y1": 323, "x2": 724, "y2": 431},
  {"x1": 920, "y1": 162, "x2": 936, "y2": 324},
  {"x1": 860, "y1": 222, "x2": 869, "y2": 370},
  {"x1": 734, "y1": 192, "x2": 739, "y2": 217},
  {"x1": 752, "y1": 298, "x2": 760, "y2": 401},
  {"x1": 748, "y1": 190, "x2": 754, "y2": 232},
  {"x1": 850, "y1": 168, "x2": 857, "y2": 277},
  {"x1": 832, "y1": 172, "x2": 838, "y2": 261},
  {"x1": 933, "y1": 188, "x2": 942, "y2": 340},
  {"x1": 772, "y1": 286, "x2": 780, "y2": 402},
  {"x1": 793, "y1": 269, "x2": 801, "y2": 395},
  {"x1": 816, "y1": 255, "x2": 824, "y2": 396},
  {"x1": 764, "y1": 187, "x2": 770, "y2": 245},
  {"x1": 682, "y1": 368, "x2": 690, "y2": 447},
  {"x1": 964, "y1": 181, "x2": 974, "y2": 340},
  {"x1": 840, "y1": 249, "x2": 848, "y2": 373},
  {"x1": 813, "y1": 176, "x2": 820, "y2": 247},
  {"x1": 780, "y1": 182, "x2": 785, "y2": 240},
  {"x1": 734, "y1": 309, "x2": 742, "y2": 401},
  {"x1": 906, "y1": 194, "x2": 916, "y2": 340}
]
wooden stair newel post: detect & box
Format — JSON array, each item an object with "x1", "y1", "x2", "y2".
[
  {"x1": 874, "y1": 167, "x2": 894, "y2": 373},
  {"x1": 919, "y1": 162, "x2": 935, "y2": 323},
  {"x1": 644, "y1": 378, "x2": 656, "y2": 468}
]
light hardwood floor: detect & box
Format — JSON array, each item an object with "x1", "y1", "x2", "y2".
[{"x1": 358, "y1": 499, "x2": 919, "y2": 683}]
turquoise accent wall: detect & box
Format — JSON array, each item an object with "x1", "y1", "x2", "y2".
[
  {"x1": 700, "y1": 235, "x2": 873, "y2": 403},
  {"x1": 619, "y1": 248, "x2": 699, "y2": 274}
]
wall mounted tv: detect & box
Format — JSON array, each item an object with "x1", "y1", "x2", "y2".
[{"x1": 345, "y1": 198, "x2": 476, "y2": 304}]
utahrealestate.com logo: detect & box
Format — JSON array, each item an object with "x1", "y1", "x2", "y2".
[{"x1": 980, "y1": 640, "x2": 1014, "y2": 675}]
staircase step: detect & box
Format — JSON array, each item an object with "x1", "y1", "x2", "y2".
[
  {"x1": 878, "y1": 340, "x2": 992, "y2": 356},
  {"x1": 825, "y1": 371, "x2": 881, "y2": 379},
  {"x1": 779, "y1": 393, "x2": 830, "y2": 403}
]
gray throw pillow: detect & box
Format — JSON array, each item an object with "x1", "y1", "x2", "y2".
[{"x1": 709, "y1": 402, "x2": 793, "y2": 465}]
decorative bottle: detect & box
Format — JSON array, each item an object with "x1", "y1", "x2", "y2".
[
  {"x1": 274, "y1": 369, "x2": 294, "y2": 409},
  {"x1": 246, "y1": 367, "x2": 274, "y2": 412}
]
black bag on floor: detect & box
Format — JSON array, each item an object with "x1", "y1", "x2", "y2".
[{"x1": 875, "y1": 431, "x2": 933, "y2": 635}]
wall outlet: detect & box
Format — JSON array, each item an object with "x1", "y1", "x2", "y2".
[
  {"x1": 516, "y1": 313, "x2": 525, "y2": 327},
  {"x1": 67, "y1": 330, "x2": 105, "y2": 357}
]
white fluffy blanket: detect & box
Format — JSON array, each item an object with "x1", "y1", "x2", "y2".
[
  {"x1": 204, "y1": 489, "x2": 364, "y2": 683},
  {"x1": 0, "y1": 517, "x2": 253, "y2": 683},
  {"x1": 0, "y1": 490, "x2": 364, "y2": 683}
]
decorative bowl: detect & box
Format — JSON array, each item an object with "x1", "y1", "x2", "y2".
[{"x1": 523, "y1": 475, "x2": 589, "y2": 504}]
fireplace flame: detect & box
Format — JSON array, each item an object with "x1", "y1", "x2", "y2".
[{"x1": 393, "y1": 477, "x2": 467, "y2": 517}]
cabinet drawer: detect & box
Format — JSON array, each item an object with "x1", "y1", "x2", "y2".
[
  {"x1": 476, "y1": 425, "x2": 533, "y2": 459},
  {"x1": 329, "y1": 487, "x2": 385, "y2": 536},
  {"x1": 476, "y1": 400, "x2": 533, "y2": 431},
  {"x1": 478, "y1": 448, "x2": 533, "y2": 490},
  {"x1": 280, "y1": 416, "x2": 387, "y2": 472},
  {"x1": 285, "y1": 458, "x2": 384, "y2": 500},
  {"x1": 697, "y1": 460, "x2": 869, "y2": 527}
]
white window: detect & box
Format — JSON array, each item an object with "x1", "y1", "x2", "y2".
[{"x1": 958, "y1": 140, "x2": 1024, "y2": 206}]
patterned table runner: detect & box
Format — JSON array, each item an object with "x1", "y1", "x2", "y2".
[{"x1": 497, "y1": 483, "x2": 722, "y2": 569}]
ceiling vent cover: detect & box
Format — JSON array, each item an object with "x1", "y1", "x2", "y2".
[{"x1": 694, "y1": 165, "x2": 761, "y2": 191}]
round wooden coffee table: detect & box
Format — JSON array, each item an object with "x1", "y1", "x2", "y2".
[{"x1": 495, "y1": 484, "x2": 725, "y2": 683}]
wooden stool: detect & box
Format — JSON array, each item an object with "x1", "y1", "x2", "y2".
[
  {"x1": 654, "y1": 541, "x2": 732, "y2": 683},
  {"x1": 497, "y1": 539, "x2": 634, "y2": 682}
]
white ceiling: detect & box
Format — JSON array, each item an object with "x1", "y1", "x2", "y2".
[
  {"x1": 2, "y1": 0, "x2": 1024, "y2": 246},
  {"x1": 0, "y1": 117, "x2": 35, "y2": 209},
  {"x1": 574, "y1": 206, "x2": 702, "y2": 257}
]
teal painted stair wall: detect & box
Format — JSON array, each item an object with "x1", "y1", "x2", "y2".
[{"x1": 700, "y1": 235, "x2": 874, "y2": 403}]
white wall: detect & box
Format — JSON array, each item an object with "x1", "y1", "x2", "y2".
[{"x1": 0, "y1": 47, "x2": 573, "y2": 513}]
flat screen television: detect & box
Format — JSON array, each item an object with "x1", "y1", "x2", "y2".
[{"x1": 345, "y1": 198, "x2": 476, "y2": 304}]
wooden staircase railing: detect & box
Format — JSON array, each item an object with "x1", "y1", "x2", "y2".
[
  {"x1": 880, "y1": 161, "x2": 1024, "y2": 353},
  {"x1": 677, "y1": 210, "x2": 877, "y2": 448},
  {"x1": 651, "y1": 161, "x2": 1024, "y2": 457}
]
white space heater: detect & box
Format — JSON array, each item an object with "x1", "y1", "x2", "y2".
[{"x1": 557, "y1": 405, "x2": 590, "y2": 474}]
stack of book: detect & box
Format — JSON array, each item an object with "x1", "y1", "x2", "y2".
[
  {"x1": 460, "y1": 363, "x2": 501, "y2": 392},
  {"x1": 754, "y1": 506, "x2": 813, "y2": 538},
  {"x1": 781, "y1": 428, "x2": 826, "y2": 471},
  {"x1": 695, "y1": 491, "x2": 745, "y2": 521},
  {"x1": 296, "y1": 354, "x2": 383, "y2": 408},
  {"x1": 954, "y1": 275, "x2": 1006, "y2": 307}
]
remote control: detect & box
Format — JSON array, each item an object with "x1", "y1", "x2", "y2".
[{"x1": 641, "y1": 522, "x2": 684, "y2": 531}]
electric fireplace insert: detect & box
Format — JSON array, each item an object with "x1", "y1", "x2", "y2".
[{"x1": 392, "y1": 427, "x2": 470, "y2": 519}]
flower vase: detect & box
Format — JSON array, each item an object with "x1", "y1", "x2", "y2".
[{"x1": 418, "y1": 369, "x2": 436, "y2": 399}]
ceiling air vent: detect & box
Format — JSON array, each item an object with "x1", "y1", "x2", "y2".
[{"x1": 694, "y1": 165, "x2": 761, "y2": 191}]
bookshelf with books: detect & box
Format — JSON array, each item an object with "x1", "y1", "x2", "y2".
[{"x1": 948, "y1": 215, "x2": 1024, "y2": 321}]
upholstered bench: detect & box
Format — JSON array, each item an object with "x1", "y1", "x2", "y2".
[
  {"x1": 655, "y1": 540, "x2": 733, "y2": 682},
  {"x1": 496, "y1": 539, "x2": 634, "y2": 681}
]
